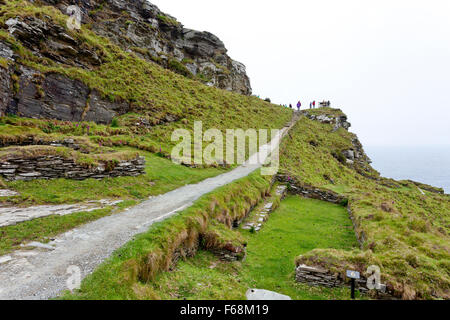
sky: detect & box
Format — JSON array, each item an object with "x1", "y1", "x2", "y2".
[{"x1": 151, "y1": 0, "x2": 450, "y2": 147}]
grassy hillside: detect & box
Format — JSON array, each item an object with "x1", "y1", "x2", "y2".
[
  {"x1": 0, "y1": 0, "x2": 292, "y2": 158},
  {"x1": 0, "y1": 0, "x2": 291, "y2": 206},
  {"x1": 279, "y1": 109, "x2": 450, "y2": 299}
]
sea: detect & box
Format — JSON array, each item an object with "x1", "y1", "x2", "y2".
[{"x1": 365, "y1": 145, "x2": 450, "y2": 194}]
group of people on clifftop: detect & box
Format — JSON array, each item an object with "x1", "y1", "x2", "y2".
[{"x1": 283, "y1": 100, "x2": 320, "y2": 111}]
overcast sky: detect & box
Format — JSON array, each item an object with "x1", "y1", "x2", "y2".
[{"x1": 151, "y1": 0, "x2": 450, "y2": 147}]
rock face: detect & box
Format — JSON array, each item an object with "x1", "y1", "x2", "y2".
[
  {"x1": 5, "y1": 16, "x2": 101, "y2": 68},
  {"x1": 304, "y1": 112, "x2": 352, "y2": 131},
  {"x1": 1, "y1": 13, "x2": 131, "y2": 123},
  {"x1": 0, "y1": 189, "x2": 19, "y2": 197},
  {"x1": 0, "y1": 66, "x2": 12, "y2": 117},
  {"x1": 303, "y1": 109, "x2": 378, "y2": 179},
  {"x1": 42, "y1": 0, "x2": 252, "y2": 95},
  {"x1": 1, "y1": 1, "x2": 252, "y2": 122},
  {"x1": 3, "y1": 63, "x2": 131, "y2": 123}
]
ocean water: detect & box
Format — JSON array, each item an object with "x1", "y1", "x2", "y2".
[{"x1": 365, "y1": 146, "x2": 450, "y2": 194}]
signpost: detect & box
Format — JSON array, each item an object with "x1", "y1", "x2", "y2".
[{"x1": 346, "y1": 270, "x2": 360, "y2": 300}]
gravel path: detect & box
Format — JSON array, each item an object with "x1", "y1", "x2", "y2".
[{"x1": 0, "y1": 115, "x2": 299, "y2": 300}]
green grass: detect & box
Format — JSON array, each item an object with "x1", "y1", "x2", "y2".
[
  {"x1": 241, "y1": 196, "x2": 359, "y2": 298},
  {"x1": 280, "y1": 109, "x2": 450, "y2": 299},
  {"x1": 127, "y1": 196, "x2": 360, "y2": 300}
]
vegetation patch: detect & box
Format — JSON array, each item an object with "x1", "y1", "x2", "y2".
[
  {"x1": 279, "y1": 108, "x2": 450, "y2": 299},
  {"x1": 0, "y1": 56, "x2": 9, "y2": 69},
  {"x1": 156, "y1": 14, "x2": 180, "y2": 27},
  {"x1": 168, "y1": 59, "x2": 193, "y2": 78}
]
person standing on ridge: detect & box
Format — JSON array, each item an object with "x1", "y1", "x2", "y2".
[
  {"x1": 313, "y1": 100, "x2": 316, "y2": 109},
  {"x1": 297, "y1": 101, "x2": 301, "y2": 111},
  {"x1": 289, "y1": 104, "x2": 293, "y2": 109}
]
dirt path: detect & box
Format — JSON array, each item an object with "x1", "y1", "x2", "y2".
[{"x1": 0, "y1": 114, "x2": 300, "y2": 300}]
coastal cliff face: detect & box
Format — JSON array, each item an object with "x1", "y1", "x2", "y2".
[
  {"x1": 0, "y1": 0, "x2": 252, "y2": 123},
  {"x1": 43, "y1": 0, "x2": 252, "y2": 95}
]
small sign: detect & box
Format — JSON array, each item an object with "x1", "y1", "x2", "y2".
[{"x1": 346, "y1": 270, "x2": 360, "y2": 279}]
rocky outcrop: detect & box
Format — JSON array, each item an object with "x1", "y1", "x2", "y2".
[
  {"x1": 1, "y1": 0, "x2": 252, "y2": 125},
  {"x1": 6, "y1": 64, "x2": 130, "y2": 123},
  {"x1": 304, "y1": 109, "x2": 378, "y2": 179},
  {"x1": 0, "y1": 41, "x2": 15, "y2": 61},
  {"x1": 304, "y1": 111, "x2": 351, "y2": 131},
  {"x1": 340, "y1": 137, "x2": 374, "y2": 172},
  {"x1": 5, "y1": 16, "x2": 101, "y2": 68},
  {"x1": 0, "y1": 41, "x2": 14, "y2": 116},
  {"x1": 41, "y1": 0, "x2": 252, "y2": 95},
  {"x1": 0, "y1": 155, "x2": 145, "y2": 181},
  {"x1": 0, "y1": 13, "x2": 131, "y2": 123},
  {"x1": 338, "y1": 136, "x2": 381, "y2": 180}
]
